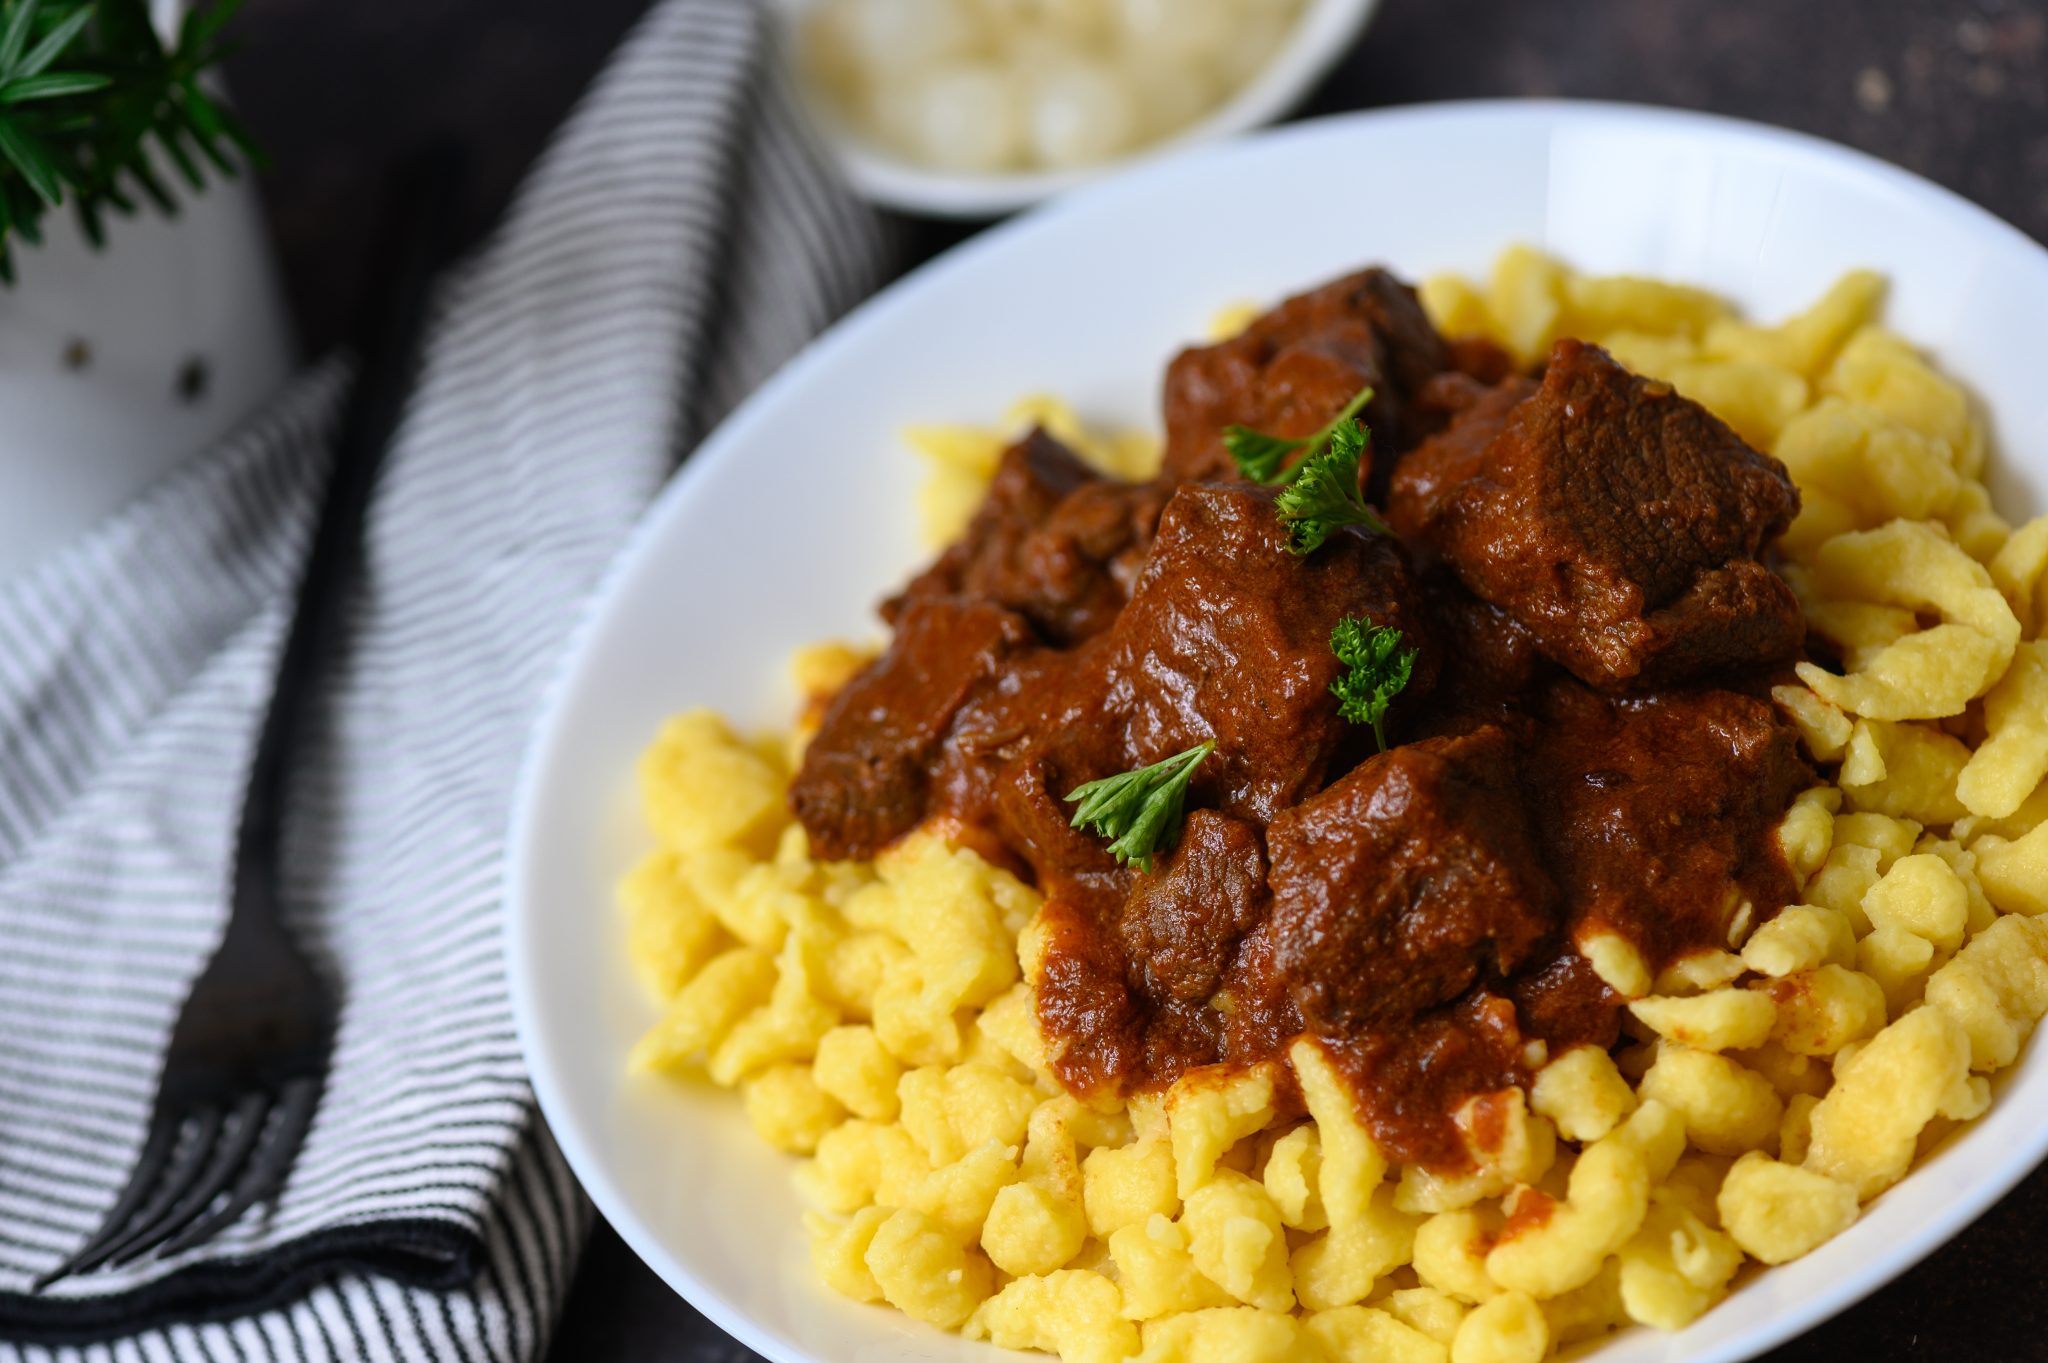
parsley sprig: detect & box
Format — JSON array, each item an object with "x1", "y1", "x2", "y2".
[
  {"x1": 1064, "y1": 741, "x2": 1215, "y2": 873},
  {"x1": 0, "y1": 0, "x2": 254, "y2": 283},
  {"x1": 1330, "y1": 616, "x2": 1416, "y2": 752},
  {"x1": 1223, "y1": 383, "x2": 1374, "y2": 484},
  {"x1": 1275, "y1": 419, "x2": 1393, "y2": 555}
]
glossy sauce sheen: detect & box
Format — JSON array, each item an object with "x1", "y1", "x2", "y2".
[{"x1": 791, "y1": 268, "x2": 1811, "y2": 1168}]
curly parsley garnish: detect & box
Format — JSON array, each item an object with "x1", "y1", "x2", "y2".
[
  {"x1": 1274, "y1": 419, "x2": 1393, "y2": 554},
  {"x1": 1330, "y1": 616, "x2": 1416, "y2": 752},
  {"x1": 1064, "y1": 741, "x2": 1215, "y2": 873},
  {"x1": 1223, "y1": 384, "x2": 1374, "y2": 484}
]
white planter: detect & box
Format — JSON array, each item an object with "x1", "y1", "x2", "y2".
[{"x1": 0, "y1": 139, "x2": 295, "y2": 585}]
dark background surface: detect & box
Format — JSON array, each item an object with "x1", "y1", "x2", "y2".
[{"x1": 221, "y1": 0, "x2": 2048, "y2": 1358}]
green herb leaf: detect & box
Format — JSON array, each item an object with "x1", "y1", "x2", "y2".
[
  {"x1": 1064, "y1": 741, "x2": 1216, "y2": 873},
  {"x1": 11, "y1": 183, "x2": 39, "y2": 240},
  {"x1": 1330, "y1": 616, "x2": 1417, "y2": 752},
  {"x1": 155, "y1": 121, "x2": 200, "y2": 187},
  {"x1": 211, "y1": 94, "x2": 259, "y2": 167},
  {"x1": 100, "y1": 174, "x2": 134, "y2": 214},
  {"x1": 0, "y1": 0, "x2": 41, "y2": 78},
  {"x1": 0, "y1": 116, "x2": 61, "y2": 202},
  {"x1": 15, "y1": 3, "x2": 95, "y2": 81},
  {"x1": 0, "y1": 71, "x2": 109, "y2": 102},
  {"x1": 1223, "y1": 382, "x2": 1375, "y2": 485},
  {"x1": 1273, "y1": 419, "x2": 1393, "y2": 554},
  {"x1": 1222, "y1": 426, "x2": 1306, "y2": 483},
  {"x1": 181, "y1": 0, "x2": 240, "y2": 50},
  {"x1": 129, "y1": 146, "x2": 172, "y2": 211},
  {"x1": 179, "y1": 74, "x2": 222, "y2": 138},
  {"x1": 69, "y1": 190, "x2": 96, "y2": 243}
]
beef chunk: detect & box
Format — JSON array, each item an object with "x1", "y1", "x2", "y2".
[
  {"x1": 1418, "y1": 571, "x2": 1548, "y2": 729},
  {"x1": 790, "y1": 598, "x2": 1034, "y2": 860},
  {"x1": 893, "y1": 429, "x2": 1091, "y2": 616},
  {"x1": 1033, "y1": 895, "x2": 1150, "y2": 1093},
  {"x1": 1117, "y1": 811, "x2": 1269, "y2": 1005},
  {"x1": 892, "y1": 429, "x2": 1170, "y2": 645},
  {"x1": 1266, "y1": 725, "x2": 1559, "y2": 1031},
  {"x1": 1388, "y1": 373, "x2": 1538, "y2": 546},
  {"x1": 1038, "y1": 814, "x2": 1300, "y2": 1097},
  {"x1": 1445, "y1": 335, "x2": 1519, "y2": 386},
  {"x1": 956, "y1": 676, "x2": 1130, "y2": 891},
  {"x1": 1162, "y1": 269, "x2": 1450, "y2": 484},
  {"x1": 1061, "y1": 482, "x2": 1437, "y2": 827},
  {"x1": 1523, "y1": 680, "x2": 1810, "y2": 970},
  {"x1": 1413, "y1": 339, "x2": 1803, "y2": 688}
]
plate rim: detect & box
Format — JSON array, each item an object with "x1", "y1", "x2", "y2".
[{"x1": 507, "y1": 96, "x2": 2048, "y2": 1363}]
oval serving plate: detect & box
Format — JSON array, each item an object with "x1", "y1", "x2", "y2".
[{"x1": 510, "y1": 101, "x2": 2048, "y2": 1363}]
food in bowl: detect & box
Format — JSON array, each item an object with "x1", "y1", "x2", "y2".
[
  {"x1": 799, "y1": 0, "x2": 1308, "y2": 173},
  {"x1": 619, "y1": 246, "x2": 2048, "y2": 1363}
]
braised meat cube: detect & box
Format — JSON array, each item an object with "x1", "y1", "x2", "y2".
[
  {"x1": 1116, "y1": 810, "x2": 1269, "y2": 1005},
  {"x1": 790, "y1": 598, "x2": 1034, "y2": 861},
  {"x1": 893, "y1": 429, "x2": 1090, "y2": 615},
  {"x1": 1413, "y1": 339, "x2": 1803, "y2": 688},
  {"x1": 936, "y1": 648, "x2": 1126, "y2": 888},
  {"x1": 1038, "y1": 813, "x2": 1301, "y2": 1097},
  {"x1": 1032, "y1": 895, "x2": 1151, "y2": 1093},
  {"x1": 1417, "y1": 570, "x2": 1547, "y2": 728},
  {"x1": 1162, "y1": 268, "x2": 1450, "y2": 485},
  {"x1": 1444, "y1": 334, "x2": 1518, "y2": 386},
  {"x1": 1387, "y1": 372, "x2": 1538, "y2": 546},
  {"x1": 1523, "y1": 680, "x2": 1810, "y2": 971},
  {"x1": 1066, "y1": 481, "x2": 1437, "y2": 827},
  {"x1": 1266, "y1": 725, "x2": 1558, "y2": 1031},
  {"x1": 891, "y1": 428, "x2": 1169, "y2": 645}
]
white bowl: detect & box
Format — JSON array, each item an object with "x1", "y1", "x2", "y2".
[
  {"x1": 509, "y1": 101, "x2": 2048, "y2": 1363},
  {"x1": 765, "y1": 0, "x2": 1382, "y2": 218}
]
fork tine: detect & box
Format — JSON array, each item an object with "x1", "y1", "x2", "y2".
[
  {"x1": 39, "y1": 1105, "x2": 218, "y2": 1285},
  {"x1": 33, "y1": 1110, "x2": 182, "y2": 1289},
  {"x1": 106, "y1": 1090, "x2": 269, "y2": 1267},
  {"x1": 159, "y1": 1076, "x2": 320, "y2": 1259},
  {"x1": 64, "y1": 1105, "x2": 221, "y2": 1277}
]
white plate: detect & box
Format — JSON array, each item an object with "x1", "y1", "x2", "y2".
[
  {"x1": 766, "y1": 0, "x2": 1381, "y2": 218},
  {"x1": 509, "y1": 101, "x2": 2048, "y2": 1363}
]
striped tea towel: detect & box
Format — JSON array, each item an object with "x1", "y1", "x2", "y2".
[{"x1": 0, "y1": 0, "x2": 892, "y2": 1356}]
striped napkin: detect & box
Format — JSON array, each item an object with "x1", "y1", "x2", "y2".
[{"x1": 0, "y1": 1, "x2": 891, "y2": 1357}]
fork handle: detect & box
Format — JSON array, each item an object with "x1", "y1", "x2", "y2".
[{"x1": 231, "y1": 151, "x2": 465, "y2": 920}]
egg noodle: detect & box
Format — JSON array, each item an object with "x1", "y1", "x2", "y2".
[{"x1": 619, "y1": 249, "x2": 2048, "y2": 1363}]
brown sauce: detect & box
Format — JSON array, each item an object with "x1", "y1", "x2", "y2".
[
  {"x1": 1316, "y1": 993, "x2": 1531, "y2": 1168},
  {"x1": 790, "y1": 267, "x2": 1810, "y2": 1170},
  {"x1": 1500, "y1": 1188, "x2": 1560, "y2": 1242}
]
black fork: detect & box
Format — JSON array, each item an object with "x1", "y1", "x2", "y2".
[{"x1": 37, "y1": 150, "x2": 462, "y2": 1287}]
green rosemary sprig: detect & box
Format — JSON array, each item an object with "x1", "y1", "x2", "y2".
[{"x1": 0, "y1": 0, "x2": 255, "y2": 283}]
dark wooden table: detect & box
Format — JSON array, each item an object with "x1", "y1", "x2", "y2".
[{"x1": 222, "y1": 0, "x2": 2048, "y2": 1358}]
